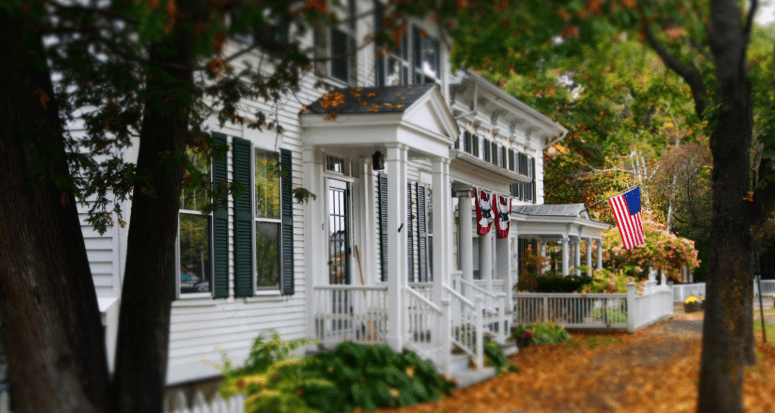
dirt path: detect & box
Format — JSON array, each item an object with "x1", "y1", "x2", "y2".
[{"x1": 376, "y1": 315, "x2": 775, "y2": 413}]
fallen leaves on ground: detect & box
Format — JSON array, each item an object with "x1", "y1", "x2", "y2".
[{"x1": 376, "y1": 314, "x2": 775, "y2": 413}]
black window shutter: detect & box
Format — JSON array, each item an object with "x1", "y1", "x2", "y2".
[
  {"x1": 406, "y1": 181, "x2": 414, "y2": 282},
  {"x1": 313, "y1": 25, "x2": 328, "y2": 77},
  {"x1": 378, "y1": 173, "x2": 388, "y2": 281},
  {"x1": 413, "y1": 26, "x2": 422, "y2": 84},
  {"x1": 331, "y1": 28, "x2": 349, "y2": 82},
  {"x1": 508, "y1": 148, "x2": 515, "y2": 171},
  {"x1": 483, "y1": 140, "x2": 490, "y2": 162},
  {"x1": 232, "y1": 138, "x2": 253, "y2": 297},
  {"x1": 212, "y1": 133, "x2": 229, "y2": 298},
  {"x1": 473, "y1": 134, "x2": 479, "y2": 157},
  {"x1": 280, "y1": 149, "x2": 295, "y2": 295},
  {"x1": 374, "y1": 1, "x2": 385, "y2": 87},
  {"x1": 501, "y1": 146, "x2": 507, "y2": 168},
  {"x1": 531, "y1": 156, "x2": 537, "y2": 203},
  {"x1": 416, "y1": 183, "x2": 428, "y2": 283}
]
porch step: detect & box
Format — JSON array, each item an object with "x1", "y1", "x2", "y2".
[
  {"x1": 452, "y1": 366, "x2": 497, "y2": 388},
  {"x1": 503, "y1": 341, "x2": 518, "y2": 357}
]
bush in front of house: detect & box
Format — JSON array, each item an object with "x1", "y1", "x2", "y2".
[
  {"x1": 535, "y1": 273, "x2": 594, "y2": 293},
  {"x1": 511, "y1": 322, "x2": 570, "y2": 346},
  {"x1": 219, "y1": 331, "x2": 455, "y2": 413}
]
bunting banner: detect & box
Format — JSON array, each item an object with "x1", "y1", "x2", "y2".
[
  {"x1": 494, "y1": 194, "x2": 512, "y2": 239},
  {"x1": 474, "y1": 187, "x2": 494, "y2": 235}
]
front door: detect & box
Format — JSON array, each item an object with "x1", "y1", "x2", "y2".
[{"x1": 327, "y1": 179, "x2": 350, "y2": 285}]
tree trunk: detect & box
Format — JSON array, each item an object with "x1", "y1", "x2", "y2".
[
  {"x1": 0, "y1": 10, "x2": 110, "y2": 413},
  {"x1": 697, "y1": 1, "x2": 755, "y2": 410},
  {"x1": 111, "y1": 32, "x2": 193, "y2": 413}
]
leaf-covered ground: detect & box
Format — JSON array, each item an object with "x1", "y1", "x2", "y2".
[{"x1": 374, "y1": 308, "x2": 775, "y2": 413}]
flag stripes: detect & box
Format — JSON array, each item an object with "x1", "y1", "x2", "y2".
[{"x1": 609, "y1": 192, "x2": 645, "y2": 249}]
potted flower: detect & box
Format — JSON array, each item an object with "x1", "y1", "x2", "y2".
[
  {"x1": 512, "y1": 324, "x2": 532, "y2": 349},
  {"x1": 699, "y1": 295, "x2": 706, "y2": 310},
  {"x1": 684, "y1": 296, "x2": 700, "y2": 313}
]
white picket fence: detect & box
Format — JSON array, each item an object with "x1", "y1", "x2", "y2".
[
  {"x1": 513, "y1": 281, "x2": 674, "y2": 333},
  {"x1": 165, "y1": 391, "x2": 245, "y2": 413},
  {"x1": 673, "y1": 280, "x2": 775, "y2": 303}
]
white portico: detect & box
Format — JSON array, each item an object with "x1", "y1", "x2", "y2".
[{"x1": 512, "y1": 204, "x2": 610, "y2": 277}]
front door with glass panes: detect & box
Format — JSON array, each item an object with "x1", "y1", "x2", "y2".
[{"x1": 327, "y1": 179, "x2": 350, "y2": 285}]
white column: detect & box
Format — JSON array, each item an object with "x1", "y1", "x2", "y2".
[
  {"x1": 431, "y1": 158, "x2": 450, "y2": 304},
  {"x1": 459, "y1": 191, "x2": 474, "y2": 284},
  {"x1": 303, "y1": 149, "x2": 325, "y2": 338},
  {"x1": 574, "y1": 238, "x2": 581, "y2": 275},
  {"x1": 596, "y1": 238, "x2": 603, "y2": 269},
  {"x1": 561, "y1": 237, "x2": 569, "y2": 276},
  {"x1": 482, "y1": 229, "x2": 494, "y2": 292},
  {"x1": 385, "y1": 144, "x2": 408, "y2": 351},
  {"x1": 585, "y1": 238, "x2": 592, "y2": 272}
]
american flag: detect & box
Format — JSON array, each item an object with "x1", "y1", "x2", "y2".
[{"x1": 608, "y1": 187, "x2": 645, "y2": 249}]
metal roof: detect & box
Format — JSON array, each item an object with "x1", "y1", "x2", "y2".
[
  {"x1": 302, "y1": 84, "x2": 437, "y2": 115},
  {"x1": 512, "y1": 203, "x2": 588, "y2": 217}
]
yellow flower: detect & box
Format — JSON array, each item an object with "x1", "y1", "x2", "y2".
[{"x1": 685, "y1": 296, "x2": 698, "y2": 304}]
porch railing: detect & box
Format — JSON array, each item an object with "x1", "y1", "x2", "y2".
[
  {"x1": 454, "y1": 277, "x2": 508, "y2": 343},
  {"x1": 513, "y1": 292, "x2": 628, "y2": 329},
  {"x1": 513, "y1": 281, "x2": 674, "y2": 332},
  {"x1": 444, "y1": 284, "x2": 484, "y2": 370},
  {"x1": 313, "y1": 285, "x2": 388, "y2": 347},
  {"x1": 408, "y1": 282, "x2": 434, "y2": 301},
  {"x1": 404, "y1": 286, "x2": 449, "y2": 371}
]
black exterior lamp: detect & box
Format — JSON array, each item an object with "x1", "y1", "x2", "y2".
[{"x1": 372, "y1": 150, "x2": 385, "y2": 170}]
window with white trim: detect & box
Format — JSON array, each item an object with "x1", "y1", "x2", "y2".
[
  {"x1": 178, "y1": 149, "x2": 213, "y2": 295},
  {"x1": 254, "y1": 149, "x2": 282, "y2": 290}
]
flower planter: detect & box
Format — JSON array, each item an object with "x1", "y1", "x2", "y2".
[
  {"x1": 684, "y1": 302, "x2": 701, "y2": 313},
  {"x1": 515, "y1": 336, "x2": 531, "y2": 349}
]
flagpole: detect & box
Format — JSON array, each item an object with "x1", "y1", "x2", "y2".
[{"x1": 582, "y1": 185, "x2": 636, "y2": 212}]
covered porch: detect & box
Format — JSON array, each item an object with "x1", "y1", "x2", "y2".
[{"x1": 511, "y1": 204, "x2": 610, "y2": 277}]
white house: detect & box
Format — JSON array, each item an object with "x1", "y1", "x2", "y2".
[{"x1": 77, "y1": 0, "x2": 609, "y2": 394}]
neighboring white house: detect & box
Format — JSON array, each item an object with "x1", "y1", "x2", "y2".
[{"x1": 78, "y1": 0, "x2": 609, "y2": 391}]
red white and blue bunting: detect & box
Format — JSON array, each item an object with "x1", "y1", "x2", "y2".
[
  {"x1": 474, "y1": 188, "x2": 494, "y2": 235},
  {"x1": 494, "y1": 194, "x2": 512, "y2": 239}
]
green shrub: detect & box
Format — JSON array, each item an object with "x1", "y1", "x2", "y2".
[
  {"x1": 588, "y1": 307, "x2": 628, "y2": 324},
  {"x1": 483, "y1": 337, "x2": 510, "y2": 374},
  {"x1": 523, "y1": 322, "x2": 570, "y2": 345},
  {"x1": 535, "y1": 274, "x2": 593, "y2": 293},
  {"x1": 219, "y1": 331, "x2": 454, "y2": 413}
]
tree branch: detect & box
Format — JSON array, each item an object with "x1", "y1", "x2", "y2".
[{"x1": 644, "y1": 25, "x2": 710, "y2": 118}]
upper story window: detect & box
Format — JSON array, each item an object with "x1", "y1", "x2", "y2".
[
  {"x1": 508, "y1": 148, "x2": 516, "y2": 172},
  {"x1": 413, "y1": 26, "x2": 440, "y2": 85},
  {"x1": 490, "y1": 142, "x2": 499, "y2": 166},
  {"x1": 316, "y1": 0, "x2": 357, "y2": 85},
  {"x1": 178, "y1": 149, "x2": 212, "y2": 295},
  {"x1": 500, "y1": 146, "x2": 507, "y2": 169},
  {"x1": 461, "y1": 130, "x2": 479, "y2": 157},
  {"x1": 375, "y1": 16, "x2": 441, "y2": 87}
]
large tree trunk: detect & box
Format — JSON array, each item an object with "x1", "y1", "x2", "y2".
[
  {"x1": 697, "y1": 1, "x2": 755, "y2": 411},
  {"x1": 0, "y1": 10, "x2": 110, "y2": 413},
  {"x1": 110, "y1": 27, "x2": 193, "y2": 413}
]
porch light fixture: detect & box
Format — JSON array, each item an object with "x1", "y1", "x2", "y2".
[{"x1": 372, "y1": 150, "x2": 385, "y2": 170}]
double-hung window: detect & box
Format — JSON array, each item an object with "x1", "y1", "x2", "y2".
[
  {"x1": 491, "y1": 142, "x2": 499, "y2": 166},
  {"x1": 413, "y1": 26, "x2": 440, "y2": 85},
  {"x1": 178, "y1": 150, "x2": 213, "y2": 296},
  {"x1": 483, "y1": 140, "x2": 491, "y2": 163},
  {"x1": 254, "y1": 150, "x2": 282, "y2": 290}
]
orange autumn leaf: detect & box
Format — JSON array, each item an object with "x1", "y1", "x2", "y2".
[{"x1": 665, "y1": 27, "x2": 686, "y2": 41}]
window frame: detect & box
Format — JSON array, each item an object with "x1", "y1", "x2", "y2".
[
  {"x1": 176, "y1": 159, "x2": 215, "y2": 299},
  {"x1": 253, "y1": 147, "x2": 284, "y2": 294},
  {"x1": 413, "y1": 26, "x2": 441, "y2": 85}
]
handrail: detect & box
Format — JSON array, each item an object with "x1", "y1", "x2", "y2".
[
  {"x1": 313, "y1": 285, "x2": 388, "y2": 291},
  {"x1": 458, "y1": 277, "x2": 505, "y2": 298},
  {"x1": 405, "y1": 286, "x2": 442, "y2": 313},
  {"x1": 443, "y1": 283, "x2": 474, "y2": 307}
]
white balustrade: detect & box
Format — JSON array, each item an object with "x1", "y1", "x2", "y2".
[
  {"x1": 165, "y1": 391, "x2": 245, "y2": 413},
  {"x1": 313, "y1": 285, "x2": 388, "y2": 347},
  {"x1": 404, "y1": 287, "x2": 444, "y2": 366},
  {"x1": 513, "y1": 283, "x2": 674, "y2": 333},
  {"x1": 444, "y1": 284, "x2": 484, "y2": 369}
]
